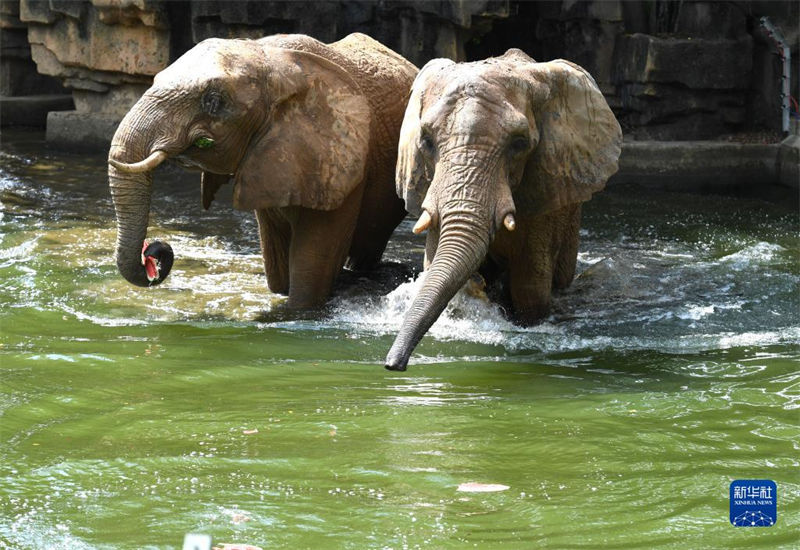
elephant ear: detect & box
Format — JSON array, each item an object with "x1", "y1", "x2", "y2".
[
  {"x1": 396, "y1": 58, "x2": 455, "y2": 216},
  {"x1": 233, "y1": 48, "x2": 371, "y2": 211},
  {"x1": 515, "y1": 56, "x2": 622, "y2": 216}
]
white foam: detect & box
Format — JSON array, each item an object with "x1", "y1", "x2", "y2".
[
  {"x1": 716, "y1": 328, "x2": 800, "y2": 349},
  {"x1": 58, "y1": 303, "x2": 149, "y2": 327},
  {"x1": 717, "y1": 242, "x2": 785, "y2": 269},
  {"x1": 678, "y1": 302, "x2": 738, "y2": 321},
  {"x1": 0, "y1": 236, "x2": 39, "y2": 264},
  {"x1": 2, "y1": 514, "x2": 94, "y2": 550}
]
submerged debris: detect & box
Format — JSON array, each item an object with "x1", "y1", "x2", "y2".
[{"x1": 456, "y1": 482, "x2": 510, "y2": 493}]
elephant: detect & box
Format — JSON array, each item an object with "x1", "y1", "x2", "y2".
[
  {"x1": 384, "y1": 49, "x2": 622, "y2": 371},
  {"x1": 108, "y1": 33, "x2": 417, "y2": 309}
]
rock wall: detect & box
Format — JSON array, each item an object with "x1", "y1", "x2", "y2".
[
  {"x1": 1, "y1": 0, "x2": 64, "y2": 96},
  {"x1": 0, "y1": 0, "x2": 73, "y2": 125},
  {"x1": 4, "y1": 0, "x2": 799, "y2": 146},
  {"x1": 464, "y1": 1, "x2": 798, "y2": 140}
]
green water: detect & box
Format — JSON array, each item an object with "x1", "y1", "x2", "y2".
[{"x1": 1, "y1": 128, "x2": 798, "y2": 549}]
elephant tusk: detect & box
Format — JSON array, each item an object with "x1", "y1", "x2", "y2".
[
  {"x1": 503, "y1": 213, "x2": 516, "y2": 231},
  {"x1": 109, "y1": 150, "x2": 168, "y2": 174},
  {"x1": 413, "y1": 210, "x2": 432, "y2": 234}
]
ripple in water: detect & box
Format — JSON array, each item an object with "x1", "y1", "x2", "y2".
[
  {"x1": 4, "y1": 151, "x2": 797, "y2": 362},
  {"x1": 50, "y1": 232, "x2": 797, "y2": 359}
]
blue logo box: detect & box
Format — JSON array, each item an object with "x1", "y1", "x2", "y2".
[{"x1": 730, "y1": 480, "x2": 777, "y2": 527}]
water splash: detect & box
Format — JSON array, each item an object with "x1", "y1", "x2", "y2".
[
  {"x1": 329, "y1": 272, "x2": 519, "y2": 347},
  {"x1": 716, "y1": 242, "x2": 786, "y2": 269}
]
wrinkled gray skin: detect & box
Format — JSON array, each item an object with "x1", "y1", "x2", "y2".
[
  {"x1": 385, "y1": 50, "x2": 622, "y2": 371},
  {"x1": 108, "y1": 33, "x2": 416, "y2": 308}
]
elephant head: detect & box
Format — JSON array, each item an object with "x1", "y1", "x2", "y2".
[
  {"x1": 108, "y1": 37, "x2": 370, "y2": 287},
  {"x1": 385, "y1": 49, "x2": 621, "y2": 371}
]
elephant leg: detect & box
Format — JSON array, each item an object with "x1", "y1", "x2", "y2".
[
  {"x1": 256, "y1": 209, "x2": 290, "y2": 295},
  {"x1": 552, "y1": 204, "x2": 581, "y2": 290},
  {"x1": 508, "y1": 205, "x2": 582, "y2": 323},
  {"x1": 508, "y1": 249, "x2": 554, "y2": 325},
  {"x1": 285, "y1": 195, "x2": 362, "y2": 309},
  {"x1": 346, "y1": 175, "x2": 407, "y2": 271},
  {"x1": 504, "y1": 210, "x2": 565, "y2": 324}
]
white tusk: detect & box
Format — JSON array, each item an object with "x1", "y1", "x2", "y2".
[
  {"x1": 412, "y1": 210, "x2": 432, "y2": 234},
  {"x1": 109, "y1": 150, "x2": 168, "y2": 174},
  {"x1": 503, "y1": 213, "x2": 516, "y2": 231}
]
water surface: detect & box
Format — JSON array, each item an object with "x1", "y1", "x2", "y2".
[{"x1": 1, "y1": 129, "x2": 798, "y2": 549}]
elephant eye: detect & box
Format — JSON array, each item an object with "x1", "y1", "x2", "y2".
[
  {"x1": 419, "y1": 134, "x2": 435, "y2": 155},
  {"x1": 201, "y1": 91, "x2": 225, "y2": 116},
  {"x1": 509, "y1": 135, "x2": 530, "y2": 155}
]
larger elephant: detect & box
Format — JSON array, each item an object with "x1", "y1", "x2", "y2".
[
  {"x1": 108, "y1": 33, "x2": 417, "y2": 309},
  {"x1": 385, "y1": 49, "x2": 622, "y2": 371}
]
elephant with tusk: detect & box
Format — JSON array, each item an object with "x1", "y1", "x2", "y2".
[
  {"x1": 108, "y1": 33, "x2": 417, "y2": 309},
  {"x1": 385, "y1": 49, "x2": 622, "y2": 371}
]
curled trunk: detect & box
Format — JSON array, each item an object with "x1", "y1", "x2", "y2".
[
  {"x1": 108, "y1": 101, "x2": 173, "y2": 287},
  {"x1": 109, "y1": 168, "x2": 156, "y2": 286}
]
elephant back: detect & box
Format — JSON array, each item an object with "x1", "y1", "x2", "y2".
[
  {"x1": 330, "y1": 34, "x2": 418, "y2": 167},
  {"x1": 259, "y1": 33, "x2": 417, "y2": 169}
]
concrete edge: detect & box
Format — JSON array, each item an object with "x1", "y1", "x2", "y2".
[
  {"x1": 610, "y1": 139, "x2": 798, "y2": 193},
  {"x1": 45, "y1": 110, "x2": 120, "y2": 153}
]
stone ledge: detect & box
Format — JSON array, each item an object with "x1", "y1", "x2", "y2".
[
  {"x1": 610, "y1": 140, "x2": 796, "y2": 193},
  {"x1": 0, "y1": 94, "x2": 74, "y2": 127},
  {"x1": 776, "y1": 134, "x2": 799, "y2": 189},
  {"x1": 45, "y1": 110, "x2": 119, "y2": 152}
]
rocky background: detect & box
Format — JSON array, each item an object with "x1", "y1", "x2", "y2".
[{"x1": 1, "y1": 0, "x2": 798, "y2": 148}]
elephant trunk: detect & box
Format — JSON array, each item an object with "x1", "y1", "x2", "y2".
[
  {"x1": 108, "y1": 99, "x2": 173, "y2": 287},
  {"x1": 385, "y1": 196, "x2": 494, "y2": 371}
]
